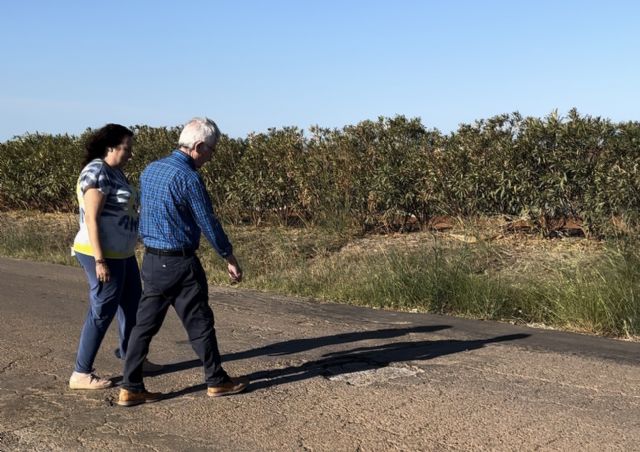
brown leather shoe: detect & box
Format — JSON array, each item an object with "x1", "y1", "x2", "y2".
[
  {"x1": 207, "y1": 376, "x2": 249, "y2": 397},
  {"x1": 117, "y1": 388, "x2": 163, "y2": 407}
]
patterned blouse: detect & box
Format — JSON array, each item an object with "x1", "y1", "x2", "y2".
[{"x1": 72, "y1": 159, "x2": 140, "y2": 258}]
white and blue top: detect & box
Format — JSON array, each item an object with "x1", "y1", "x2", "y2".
[{"x1": 72, "y1": 159, "x2": 140, "y2": 258}]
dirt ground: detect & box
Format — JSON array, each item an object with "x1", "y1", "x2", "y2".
[{"x1": 0, "y1": 257, "x2": 638, "y2": 451}]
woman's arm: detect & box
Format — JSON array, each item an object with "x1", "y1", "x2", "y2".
[{"x1": 83, "y1": 188, "x2": 110, "y2": 282}]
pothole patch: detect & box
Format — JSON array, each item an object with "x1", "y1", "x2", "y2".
[{"x1": 323, "y1": 362, "x2": 423, "y2": 387}]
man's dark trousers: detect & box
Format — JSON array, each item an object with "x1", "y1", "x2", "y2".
[{"x1": 122, "y1": 252, "x2": 228, "y2": 391}]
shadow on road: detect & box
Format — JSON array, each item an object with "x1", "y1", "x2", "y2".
[
  {"x1": 226, "y1": 324, "x2": 453, "y2": 361},
  {"x1": 151, "y1": 325, "x2": 452, "y2": 380},
  {"x1": 160, "y1": 325, "x2": 528, "y2": 401},
  {"x1": 153, "y1": 325, "x2": 451, "y2": 379},
  {"x1": 245, "y1": 333, "x2": 529, "y2": 392}
]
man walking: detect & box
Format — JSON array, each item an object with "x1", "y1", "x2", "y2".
[{"x1": 118, "y1": 117, "x2": 248, "y2": 406}]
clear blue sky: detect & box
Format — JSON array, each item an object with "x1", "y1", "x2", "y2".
[{"x1": 1, "y1": 1, "x2": 638, "y2": 141}]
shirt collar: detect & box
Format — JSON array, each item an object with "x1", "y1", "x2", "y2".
[{"x1": 171, "y1": 149, "x2": 196, "y2": 169}]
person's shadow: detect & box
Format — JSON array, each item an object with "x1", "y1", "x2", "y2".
[
  {"x1": 148, "y1": 324, "x2": 452, "y2": 377},
  {"x1": 244, "y1": 333, "x2": 529, "y2": 392},
  {"x1": 159, "y1": 325, "x2": 529, "y2": 401}
]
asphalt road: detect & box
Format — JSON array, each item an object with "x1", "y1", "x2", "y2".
[{"x1": 0, "y1": 257, "x2": 638, "y2": 451}]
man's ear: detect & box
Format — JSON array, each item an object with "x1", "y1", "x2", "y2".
[{"x1": 193, "y1": 141, "x2": 206, "y2": 155}]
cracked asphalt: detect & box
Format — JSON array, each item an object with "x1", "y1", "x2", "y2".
[{"x1": 0, "y1": 257, "x2": 638, "y2": 451}]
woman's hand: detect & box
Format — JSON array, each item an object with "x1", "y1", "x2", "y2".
[{"x1": 95, "y1": 260, "x2": 110, "y2": 283}]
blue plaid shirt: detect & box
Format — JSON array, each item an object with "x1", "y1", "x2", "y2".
[{"x1": 139, "y1": 150, "x2": 233, "y2": 257}]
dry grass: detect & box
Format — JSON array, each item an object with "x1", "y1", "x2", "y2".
[{"x1": 0, "y1": 211, "x2": 637, "y2": 338}]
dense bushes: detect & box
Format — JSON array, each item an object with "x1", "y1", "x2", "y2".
[{"x1": 1, "y1": 110, "x2": 638, "y2": 236}]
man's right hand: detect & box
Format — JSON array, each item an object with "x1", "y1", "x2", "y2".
[{"x1": 226, "y1": 255, "x2": 243, "y2": 283}]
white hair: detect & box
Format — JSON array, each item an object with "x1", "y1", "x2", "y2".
[{"x1": 178, "y1": 117, "x2": 221, "y2": 149}]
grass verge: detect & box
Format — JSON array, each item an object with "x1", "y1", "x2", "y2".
[{"x1": 0, "y1": 211, "x2": 637, "y2": 338}]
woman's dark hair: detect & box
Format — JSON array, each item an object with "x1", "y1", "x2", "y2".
[{"x1": 82, "y1": 123, "x2": 133, "y2": 166}]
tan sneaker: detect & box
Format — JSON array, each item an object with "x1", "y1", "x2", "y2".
[
  {"x1": 117, "y1": 388, "x2": 163, "y2": 407},
  {"x1": 207, "y1": 376, "x2": 249, "y2": 397},
  {"x1": 69, "y1": 371, "x2": 113, "y2": 390}
]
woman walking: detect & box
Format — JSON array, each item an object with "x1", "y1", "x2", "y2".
[{"x1": 69, "y1": 124, "x2": 151, "y2": 389}]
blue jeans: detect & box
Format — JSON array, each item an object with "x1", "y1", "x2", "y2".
[{"x1": 74, "y1": 253, "x2": 141, "y2": 373}]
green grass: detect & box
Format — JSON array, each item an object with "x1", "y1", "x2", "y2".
[
  {"x1": 195, "y1": 227, "x2": 640, "y2": 338},
  {"x1": 535, "y1": 241, "x2": 639, "y2": 337},
  {"x1": 0, "y1": 211, "x2": 638, "y2": 338}
]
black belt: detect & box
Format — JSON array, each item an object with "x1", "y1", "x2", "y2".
[{"x1": 145, "y1": 246, "x2": 195, "y2": 257}]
